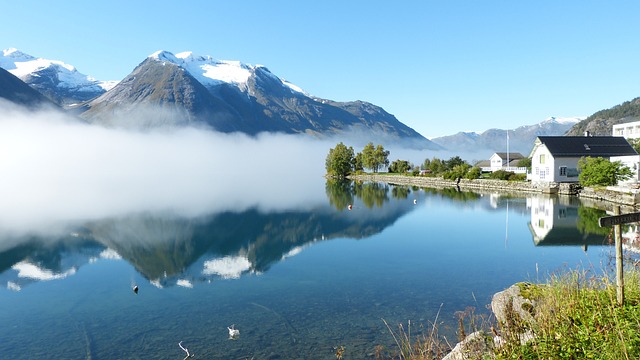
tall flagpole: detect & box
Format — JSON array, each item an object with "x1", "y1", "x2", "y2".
[{"x1": 506, "y1": 129, "x2": 510, "y2": 170}]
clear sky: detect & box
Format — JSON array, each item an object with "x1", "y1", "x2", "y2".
[{"x1": 2, "y1": 1, "x2": 639, "y2": 138}]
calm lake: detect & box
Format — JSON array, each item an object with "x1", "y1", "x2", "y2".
[{"x1": 0, "y1": 181, "x2": 620, "y2": 359}]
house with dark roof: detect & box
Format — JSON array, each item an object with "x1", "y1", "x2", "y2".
[
  {"x1": 529, "y1": 135, "x2": 639, "y2": 183},
  {"x1": 489, "y1": 152, "x2": 525, "y2": 172}
]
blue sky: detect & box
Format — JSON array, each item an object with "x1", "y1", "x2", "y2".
[{"x1": 2, "y1": 1, "x2": 640, "y2": 138}]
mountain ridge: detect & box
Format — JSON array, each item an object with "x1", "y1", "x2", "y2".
[
  {"x1": 78, "y1": 49, "x2": 437, "y2": 148},
  {"x1": 0, "y1": 48, "x2": 116, "y2": 107},
  {"x1": 431, "y1": 116, "x2": 583, "y2": 157}
]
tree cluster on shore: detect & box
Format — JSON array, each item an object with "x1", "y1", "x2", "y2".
[
  {"x1": 325, "y1": 142, "x2": 527, "y2": 180},
  {"x1": 325, "y1": 142, "x2": 390, "y2": 178},
  {"x1": 326, "y1": 142, "x2": 637, "y2": 186}
]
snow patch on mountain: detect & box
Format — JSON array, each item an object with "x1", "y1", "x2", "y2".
[
  {"x1": 542, "y1": 116, "x2": 584, "y2": 125},
  {"x1": 1, "y1": 48, "x2": 117, "y2": 93},
  {"x1": 148, "y1": 50, "x2": 306, "y2": 94}
]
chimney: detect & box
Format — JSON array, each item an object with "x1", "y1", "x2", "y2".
[{"x1": 584, "y1": 131, "x2": 591, "y2": 137}]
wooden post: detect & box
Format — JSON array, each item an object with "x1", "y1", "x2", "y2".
[{"x1": 614, "y1": 206, "x2": 624, "y2": 306}]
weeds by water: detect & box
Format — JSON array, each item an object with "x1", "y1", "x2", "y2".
[
  {"x1": 495, "y1": 269, "x2": 640, "y2": 359},
  {"x1": 380, "y1": 265, "x2": 640, "y2": 359},
  {"x1": 380, "y1": 303, "x2": 460, "y2": 359}
]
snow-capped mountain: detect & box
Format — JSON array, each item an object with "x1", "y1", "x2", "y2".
[
  {"x1": 0, "y1": 66, "x2": 53, "y2": 107},
  {"x1": 431, "y1": 116, "x2": 583, "y2": 157},
  {"x1": 0, "y1": 48, "x2": 116, "y2": 107},
  {"x1": 80, "y1": 50, "x2": 437, "y2": 148},
  {"x1": 150, "y1": 50, "x2": 305, "y2": 95}
]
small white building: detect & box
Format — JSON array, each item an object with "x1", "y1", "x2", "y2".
[
  {"x1": 613, "y1": 120, "x2": 640, "y2": 139},
  {"x1": 529, "y1": 135, "x2": 639, "y2": 183},
  {"x1": 489, "y1": 152, "x2": 525, "y2": 172}
]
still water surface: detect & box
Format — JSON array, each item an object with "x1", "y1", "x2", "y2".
[{"x1": 0, "y1": 182, "x2": 617, "y2": 359}]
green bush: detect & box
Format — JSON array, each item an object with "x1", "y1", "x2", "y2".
[
  {"x1": 465, "y1": 167, "x2": 482, "y2": 179},
  {"x1": 490, "y1": 170, "x2": 516, "y2": 180}
]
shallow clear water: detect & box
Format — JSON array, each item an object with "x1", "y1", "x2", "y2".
[{"x1": 0, "y1": 183, "x2": 616, "y2": 359}]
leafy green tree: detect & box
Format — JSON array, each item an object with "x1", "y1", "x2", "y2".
[
  {"x1": 421, "y1": 158, "x2": 431, "y2": 170},
  {"x1": 517, "y1": 157, "x2": 532, "y2": 169},
  {"x1": 360, "y1": 142, "x2": 390, "y2": 172},
  {"x1": 628, "y1": 138, "x2": 640, "y2": 154},
  {"x1": 427, "y1": 157, "x2": 446, "y2": 174},
  {"x1": 361, "y1": 142, "x2": 376, "y2": 171},
  {"x1": 445, "y1": 156, "x2": 466, "y2": 171},
  {"x1": 465, "y1": 166, "x2": 482, "y2": 179},
  {"x1": 443, "y1": 163, "x2": 471, "y2": 180},
  {"x1": 353, "y1": 152, "x2": 364, "y2": 172},
  {"x1": 388, "y1": 159, "x2": 412, "y2": 173},
  {"x1": 373, "y1": 144, "x2": 390, "y2": 172},
  {"x1": 577, "y1": 156, "x2": 633, "y2": 186},
  {"x1": 325, "y1": 142, "x2": 355, "y2": 178}
]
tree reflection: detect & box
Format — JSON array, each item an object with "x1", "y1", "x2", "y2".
[
  {"x1": 577, "y1": 206, "x2": 613, "y2": 238},
  {"x1": 391, "y1": 185, "x2": 411, "y2": 199},
  {"x1": 325, "y1": 178, "x2": 354, "y2": 211},
  {"x1": 353, "y1": 181, "x2": 389, "y2": 208},
  {"x1": 325, "y1": 180, "x2": 390, "y2": 210},
  {"x1": 424, "y1": 187, "x2": 482, "y2": 201}
]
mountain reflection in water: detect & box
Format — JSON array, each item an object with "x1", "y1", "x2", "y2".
[
  {"x1": 0, "y1": 181, "x2": 628, "y2": 359},
  {"x1": 0, "y1": 181, "x2": 422, "y2": 289}
]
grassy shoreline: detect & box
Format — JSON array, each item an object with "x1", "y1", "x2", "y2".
[{"x1": 342, "y1": 174, "x2": 640, "y2": 359}]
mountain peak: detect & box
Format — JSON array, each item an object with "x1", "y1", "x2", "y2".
[
  {"x1": 542, "y1": 116, "x2": 584, "y2": 125},
  {"x1": 148, "y1": 50, "x2": 180, "y2": 63},
  {"x1": 0, "y1": 48, "x2": 116, "y2": 106},
  {"x1": 2, "y1": 48, "x2": 35, "y2": 61}
]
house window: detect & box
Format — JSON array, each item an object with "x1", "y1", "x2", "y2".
[
  {"x1": 559, "y1": 208, "x2": 566, "y2": 218},
  {"x1": 559, "y1": 166, "x2": 567, "y2": 176},
  {"x1": 539, "y1": 154, "x2": 545, "y2": 164},
  {"x1": 540, "y1": 170, "x2": 545, "y2": 179},
  {"x1": 546, "y1": 167, "x2": 550, "y2": 175},
  {"x1": 535, "y1": 167, "x2": 539, "y2": 175}
]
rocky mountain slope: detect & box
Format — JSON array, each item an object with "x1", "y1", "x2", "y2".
[
  {"x1": 79, "y1": 50, "x2": 437, "y2": 148},
  {"x1": 566, "y1": 97, "x2": 640, "y2": 136},
  {"x1": 0, "y1": 66, "x2": 54, "y2": 108}
]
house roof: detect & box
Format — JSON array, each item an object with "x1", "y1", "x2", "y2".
[
  {"x1": 534, "y1": 136, "x2": 638, "y2": 157},
  {"x1": 493, "y1": 152, "x2": 524, "y2": 160}
]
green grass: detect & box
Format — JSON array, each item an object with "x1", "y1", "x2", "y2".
[
  {"x1": 496, "y1": 269, "x2": 640, "y2": 359},
  {"x1": 381, "y1": 268, "x2": 640, "y2": 359}
]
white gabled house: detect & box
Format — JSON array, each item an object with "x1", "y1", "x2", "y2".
[
  {"x1": 489, "y1": 152, "x2": 525, "y2": 172},
  {"x1": 529, "y1": 135, "x2": 639, "y2": 183}
]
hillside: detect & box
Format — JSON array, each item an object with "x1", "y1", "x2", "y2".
[
  {"x1": 0, "y1": 67, "x2": 53, "y2": 108},
  {"x1": 566, "y1": 97, "x2": 640, "y2": 136},
  {"x1": 79, "y1": 50, "x2": 437, "y2": 148}
]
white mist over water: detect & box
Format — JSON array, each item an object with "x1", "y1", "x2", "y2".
[{"x1": 0, "y1": 101, "x2": 331, "y2": 235}]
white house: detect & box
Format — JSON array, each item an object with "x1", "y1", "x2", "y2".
[
  {"x1": 529, "y1": 135, "x2": 639, "y2": 183},
  {"x1": 613, "y1": 120, "x2": 640, "y2": 139},
  {"x1": 528, "y1": 196, "x2": 608, "y2": 247},
  {"x1": 489, "y1": 152, "x2": 525, "y2": 172}
]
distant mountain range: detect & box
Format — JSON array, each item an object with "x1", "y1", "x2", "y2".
[
  {"x1": 3, "y1": 48, "x2": 640, "y2": 152},
  {"x1": 0, "y1": 48, "x2": 437, "y2": 149},
  {"x1": 430, "y1": 117, "x2": 583, "y2": 157}
]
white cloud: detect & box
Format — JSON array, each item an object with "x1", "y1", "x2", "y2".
[{"x1": 0, "y1": 101, "x2": 330, "y2": 236}]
